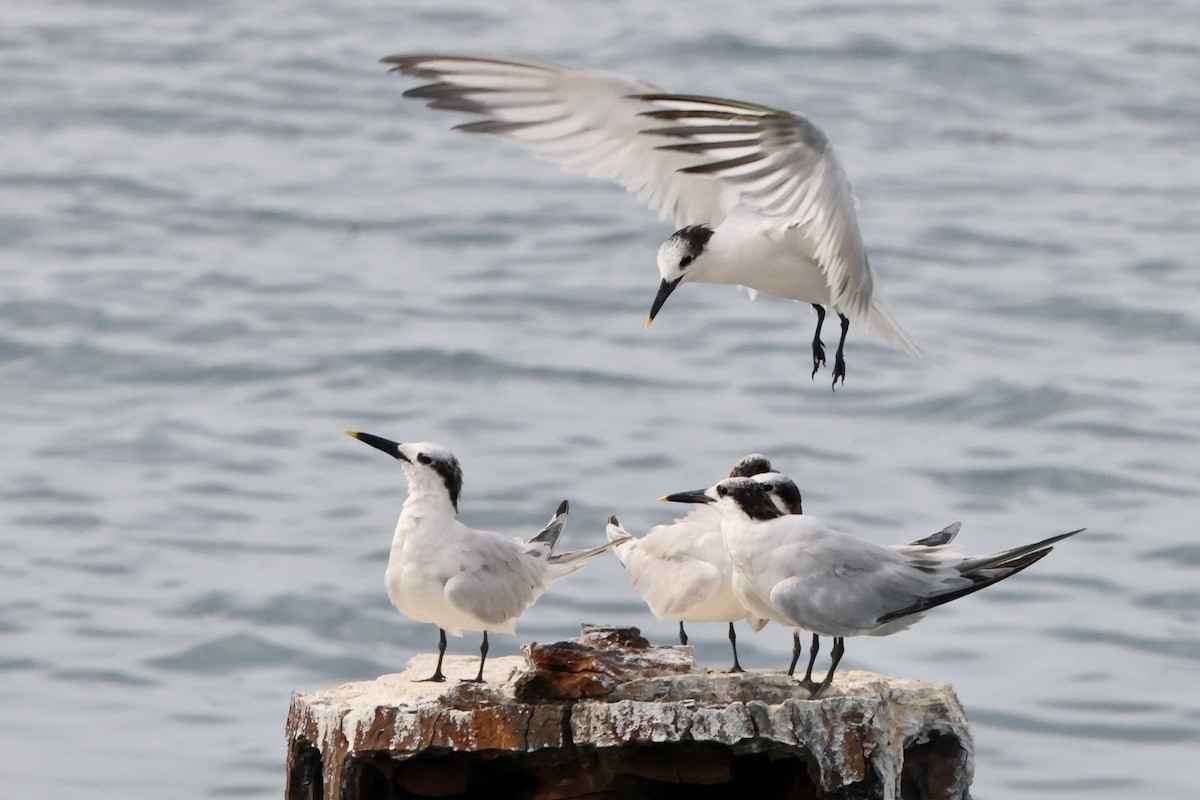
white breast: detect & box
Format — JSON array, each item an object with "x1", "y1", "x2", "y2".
[{"x1": 700, "y1": 217, "x2": 834, "y2": 306}]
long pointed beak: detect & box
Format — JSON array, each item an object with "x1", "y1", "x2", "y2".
[
  {"x1": 646, "y1": 277, "x2": 682, "y2": 330},
  {"x1": 344, "y1": 430, "x2": 409, "y2": 462},
  {"x1": 660, "y1": 488, "x2": 712, "y2": 505}
]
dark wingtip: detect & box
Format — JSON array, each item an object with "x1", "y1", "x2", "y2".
[
  {"x1": 556, "y1": 499, "x2": 569, "y2": 516},
  {"x1": 608, "y1": 515, "x2": 620, "y2": 526}
]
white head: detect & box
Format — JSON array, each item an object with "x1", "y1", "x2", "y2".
[
  {"x1": 647, "y1": 224, "x2": 715, "y2": 327},
  {"x1": 345, "y1": 431, "x2": 464, "y2": 511}
]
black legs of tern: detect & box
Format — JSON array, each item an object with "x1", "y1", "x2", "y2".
[
  {"x1": 810, "y1": 304, "x2": 827, "y2": 378},
  {"x1": 418, "y1": 628, "x2": 449, "y2": 682},
  {"x1": 807, "y1": 636, "x2": 845, "y2": 699},
  {"x1": 788, "y1": 632, "x2": 822, "y2": 693},
  {"x1": 416, "y1": 628, "x2": 489, "y2": 683},
  {"x1": 464, "y1": 631, "x2": 489, "y2": 683},
  {"x1": 810, "y1": 305, "x2": 850, "y2": 388},
  {"x1": 728, "y1": 622, "x2": 745, "y2": 673},
  {"x1": 679, "y1": 621, "x2": 745, "y2": 672},
  {"x1": 833, "y1": 314, "x2": 849, "y2": 387}
]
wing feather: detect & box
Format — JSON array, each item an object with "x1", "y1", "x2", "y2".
[{"x1": 384, "y1": 53, "x2": 726, "y2": 226}]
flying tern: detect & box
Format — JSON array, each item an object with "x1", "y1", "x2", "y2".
[
  {"x1": 384, "y1": 53, "x2": 922, "y2": 386},
  {"x1": 665, "y1": 477, "x2": 1083, "y2": 697},
  {"x1": 345, "y1": 431, "x2": 615, "y2": 683}
]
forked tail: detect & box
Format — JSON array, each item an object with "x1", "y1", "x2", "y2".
[{"x1": 864, "y1": 295, "x2": 924, "y2": 358}]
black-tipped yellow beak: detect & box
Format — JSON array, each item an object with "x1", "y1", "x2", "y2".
[
  {"x1": 660, "y1": 488, "x2": 713, "y2": 505},
  {"x1": 344, "y1": 430, "x2": 409, "y2": 462},
  {"x1": 646, "y1": 277, "x2": 682, "y2": 330}
]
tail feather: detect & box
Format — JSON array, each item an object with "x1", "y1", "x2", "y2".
[
  {"x1": 863, "y1": 296, "x2": 923, "y2": 359},
  {"x1": 527, "y1": 499, "x2": 569, "y2": 551},
  {"x1": 955, "y1": 528, "x2": 1084, "y2": 575},
  {"x1": 907, "y1": 521, "x2": 962, "y2": 549},
  {"x1": 548, "y1": 537, "x2": 626, "y2": 565},
  {"x1": 604, "y1": 515, "x2": 635, "y2": 566},
  {"x1": 877, "y1": 547, "x2": 1054, "y2": 625}
]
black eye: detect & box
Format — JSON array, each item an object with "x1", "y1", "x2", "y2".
[
  {"x1": 717, "y1": 485, "x2": 728, "y2": 497},
  {"x1": 417, "y1": 453, "x2": 432, "y2": 465},
  {"x1": 680, "y1": 255, "x2": 694, "y2": 267}
]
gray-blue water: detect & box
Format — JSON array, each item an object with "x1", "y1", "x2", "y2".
[{"x1": 3, "y1": 1, "x2": 1198, "y2": 796}]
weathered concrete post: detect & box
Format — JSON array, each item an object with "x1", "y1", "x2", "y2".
[{"x1": 286, "y1": 625, "x2": 972, "y2": 800}]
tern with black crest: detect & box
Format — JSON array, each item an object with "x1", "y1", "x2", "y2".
[
  {"x1": 345, "y1": 431, "x2": 617, "y2": 683},
  {"x1": 665, "y1": 477, "x2": 1083, "y2": 697},
  {"x1": 384, "y1": 53, "x2": 922, "y2": 386}
]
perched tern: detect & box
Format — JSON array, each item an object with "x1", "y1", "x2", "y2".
[
  {"x1": 345, "y1": 431, "x2": 614, "y2": 683},
  {"x1": 384, "y1": 53, "x2": 922, "y2": 387},
  {"x1": 606, "y1": 454, "x2": 802, "y2": 671},
  {"x1": 725, "y1": 455, "x2": 963, "y2": 685},
  {"x1": 665, "y1": 477, "x2": 1083, "y2": 697}
]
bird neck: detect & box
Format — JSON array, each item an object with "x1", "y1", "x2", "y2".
[
  {"x1": 717, "y1": 514, "x2": 757, "y2": 566},
  {"x1": 391, "y1": 485, "x2": 458, "y2": 551}
]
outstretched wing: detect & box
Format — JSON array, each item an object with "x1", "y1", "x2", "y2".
[
  {"x1": 637, "y1": 94, "x2": 872, "y2": 317},
  {"x1": 384, "y1": 53, "x2": 726, "y2": 226}
]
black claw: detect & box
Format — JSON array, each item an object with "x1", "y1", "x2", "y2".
[
  {"x1": 416, "y1": 673, "x2": 446, "y2": 683},
  {"x1": 831, "y1": 356, "x2": 846, "y2": 389},
  {"x1": 812, "y1": 345, "x2": 826, "y2": 378}
]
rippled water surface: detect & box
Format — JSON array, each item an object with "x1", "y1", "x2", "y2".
[{"x1": 3, "y1": 1, "x2": 1198, "y2": 797}]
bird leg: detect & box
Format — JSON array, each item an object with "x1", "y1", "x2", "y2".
[
  {"x1": 789, "y1": 633, "x2": 822, "y2": 692},
  {"x1": 727, "y1": 622, "x2": 745, "y2": 672},
  {"x1": 787, "y1": 631, "x2": 802, "y2": 676},
  {"x1": 678, "y1": 621, "x2": 688, "y2": 646},
  {"x1": 462, "y1": 631, "x2": 489, "y2": 683},
  {"x1": 831, "y1": 313, "x2": 849, "y2": 388},
  {"x1": 417, "y1": 628, "x2": 448, "y2": 682},
  {"x1": 808, "y1": 636, "x2": 844, "y2": 699},
  {"x1": 801, "y1": 633, "x2": 820, "y2": 685},
  {"x1": 810, "y1": 304, "x2": 827, "y2": 378}
]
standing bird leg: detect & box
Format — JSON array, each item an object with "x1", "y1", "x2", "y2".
[
  {"x1": 788, "y1": 632, "x2": 822, "y2": 692},
  {"x1": 678, "y1": 621, "x2": 689, "y2": 646},
  {"x1": 727, "y1": 622, "x2": 746, "y2": 673},
  {"x1": 464, "y1": 631, "x2": 489, "y2": 684},
  {"x1": 418, "y1": 628, "x2": 448, "y2": 682},
  {"x1": 787, "y1": 630, "x2": 803, "y2": 676},
  {"x1": 801, "y1": 633, "x2": 820, "y2": 685},
  {"x1": 808, "y1": 636, "x2": 845, "y2": 699}
]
